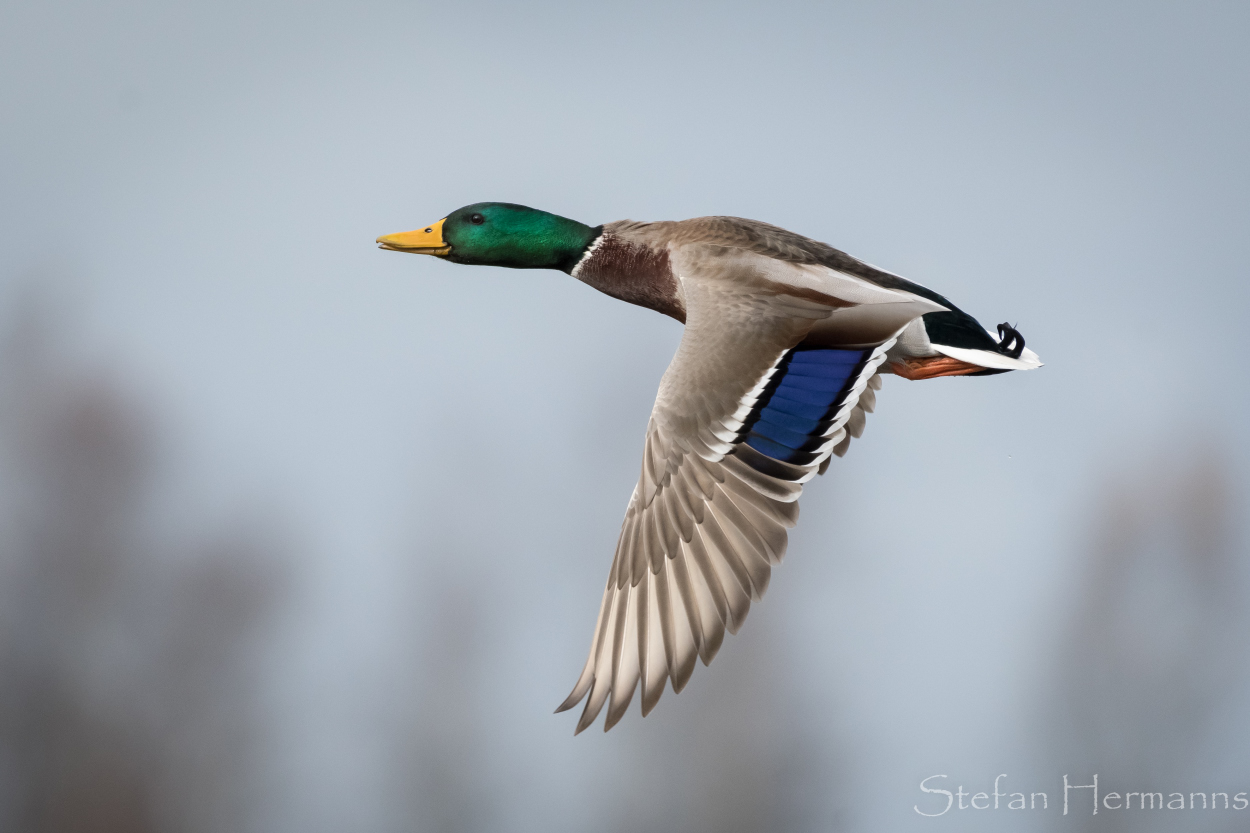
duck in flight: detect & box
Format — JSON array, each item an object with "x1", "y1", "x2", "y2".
[{"x1": 378, "y1": 203, "x2": 1041, "y2": 734}]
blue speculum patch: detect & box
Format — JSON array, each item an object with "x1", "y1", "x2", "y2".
[{"x1": 742, "y1": 348, "x2": 869, "y2": 465}]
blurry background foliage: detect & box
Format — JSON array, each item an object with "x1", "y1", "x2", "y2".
[{"x1": 1, "y1": 1, "x2": 1248, "y2": 831}]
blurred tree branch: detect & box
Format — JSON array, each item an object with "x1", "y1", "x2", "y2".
[{"x1": 0, "y1": 300, "x2": 287, "y2": 833}]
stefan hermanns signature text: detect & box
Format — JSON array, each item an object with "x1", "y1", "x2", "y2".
[{"x1": 915, "y1": 774, "x2": 1249, "y2": 817}]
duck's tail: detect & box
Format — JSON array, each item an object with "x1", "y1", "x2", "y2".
[{"x1": 887, "y1": 310, "x2": 1043, "y2": 380}]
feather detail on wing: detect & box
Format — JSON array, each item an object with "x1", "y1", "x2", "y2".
[{"x1": 557, "y1": 275, "x2": 898, "y2": 732}]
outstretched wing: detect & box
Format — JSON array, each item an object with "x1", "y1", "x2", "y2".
[{"x1": 556, "y1": 272, "x2": 900, "y2": 733}]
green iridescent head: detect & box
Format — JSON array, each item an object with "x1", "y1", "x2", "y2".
[{"x1": 377, "y1": 202, "x2": 600, "y2": 273}]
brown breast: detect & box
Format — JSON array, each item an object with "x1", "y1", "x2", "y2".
[{"x1": 573, "y1": 234, "x2": 686, "y2": 323}]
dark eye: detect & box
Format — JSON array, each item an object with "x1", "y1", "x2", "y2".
[{"x1": 469, "y1": 213, "x2": 485, "y2": 225}]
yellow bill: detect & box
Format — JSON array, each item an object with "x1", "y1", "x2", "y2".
[{"x1": 376, "y1": 218, "x2": 451, "y2": 255}]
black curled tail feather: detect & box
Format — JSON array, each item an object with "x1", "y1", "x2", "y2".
[
  {"x1": 922, "y1": 311, "x2": 1028, "y2": 359},
  {"x1": 919, "y1": 310, "x2": 1028, "y2": 376},
  {"x1": 995, "y1": 322, "x2": 1025, "y2": 359}
]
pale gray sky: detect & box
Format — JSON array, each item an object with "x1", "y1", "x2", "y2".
[{"x1": 2, "y1": 2, "x2": 1248, "y2": 831}]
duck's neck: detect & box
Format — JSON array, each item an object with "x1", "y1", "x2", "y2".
[{"x1": 570, "y1": 232, "x2": 686, "y2": 323}]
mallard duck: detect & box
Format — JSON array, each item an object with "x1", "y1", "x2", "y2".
[{"x1": 378, "y1": 203, "x2": 1042, "y2": 733}]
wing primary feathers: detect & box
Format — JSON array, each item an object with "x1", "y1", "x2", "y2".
[
  {"x1": 555, "y1": 578, "x2": 613, "y2": 714},
  {"x1": 636, "y1": 574, "x2": 649, "y2": 682},
  {"x1": 705, "y1": 506, "x2": 772, "y2": 600},
  {"x1": 683, "y1": 456, "x2": 720, "y2": 501},
  {"x1": 654, "y1": 560, "x2": 677, "y2": 679},
  {"x1": 695, "y1": 521, "x2": 755, "y2": 630},
  {"x1": 667, "y1": 548, "x2": 706, "y2": 668},
  {"x1": 605, "y1": 587, "x2": 641, "y2": 731},
  {"x1": 575, "y1": 590, "x2": 622, "y2": 734},
  {"x1": 668, "y1": 557, "x2": 699, "y2": 692},
  {"x1": 697, "y1": 523, "x2": 752, "y2": 630},
  {"x1": 673, "y1": 464, "x2": 706, "y2": 523},
  {"x1": 690, "y1": 554, "x2": 727, "y2": 666},
  {"x1": 655, "y1": 489, "x2": 684, "y2": 559},
  {"x1": 683, "y1": 528, "x2": 733, "y2": 636},
  {"x1": 663, "y1": 485, "x2": 696, "y2": 543},
  {"x1": 640, "y1": 574, "x2": 668, "y2": 716},
  {"x1": 607, "y1": 583, "x2": 630, "y2": 698},
  {"x1": 719, "y1": 485, "x2": 790, "y2": 564},
  {"x1": 637, "y1": 511, "x2": 662, "y2": 586},
  {"x1": 707, "y1": 483, "x2": 776, "y2": 567}
]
